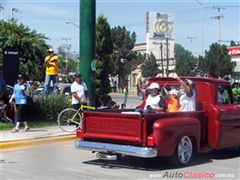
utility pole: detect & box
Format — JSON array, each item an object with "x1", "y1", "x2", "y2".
[
  {"x1": 195, "y1": 0, "x2": 204, "y2": 56},
  {"x1": 62, "y1": 37, "x2": 71, "y2": 80},
  {"x1": 80, "y1": 0, "x2": 96, "y2": 106},
  {"x1": 166, "y1": 37, "x2": 169, "y2": 77},
  {"x1": 211, "y1": 6, "x2": 226, "y2": 43},
  {"x1": 187, "y1": 36, "x2": 197, "y2": 53},
  {"x1": 159, "y1": 42, "x2": 164, "y2": 77}
]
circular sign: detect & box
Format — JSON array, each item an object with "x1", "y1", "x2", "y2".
[
  {"x1": 155, "y1": 19, "x2": 167, "y2": 34},
  {"x1": 91, "y1": 59, "x2": 96, "y2": 71}
]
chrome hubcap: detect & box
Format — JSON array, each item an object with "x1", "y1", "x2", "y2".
[{"x1": 178, "y1": 136, "x2": 192, "y2": 164}]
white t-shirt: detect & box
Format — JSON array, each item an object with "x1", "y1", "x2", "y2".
[
  {"x1": 71, "y1": 81, "x2": 88, "y2": 105},
  {"x1": 179, "y1": 89, "x2": 196, "y2": 112},
  {"x1": 144, "y1": 95, "x2": 161, "y2": 110}
]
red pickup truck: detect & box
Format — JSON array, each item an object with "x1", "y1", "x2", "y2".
[{"x1": 75, "y1": 77, "x2": 240, "y2": 166}]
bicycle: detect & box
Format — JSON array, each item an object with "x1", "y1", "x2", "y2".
[{"x1": 57, "y1": 104, "x2": 95, "y2": 132}]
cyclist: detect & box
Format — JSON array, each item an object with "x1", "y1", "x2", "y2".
[{"x1": 71, "y1": 73, "x2": 89, "y2": 110}]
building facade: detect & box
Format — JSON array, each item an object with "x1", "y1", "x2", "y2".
[
  {"x1": 227, "y1": 46, "x2": 240, "y2": 82},
  {"x1": 127, "y1": 12, "x2": 177, "y2": 95},
  {"x1": 146, "y1": 12, "x2": 175, "y2": 76}
]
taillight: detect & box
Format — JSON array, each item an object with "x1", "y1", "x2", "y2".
[
  {"x1": 147, "y1": 136, "x2": 155, "y2": 147},
  {"x1": 76, "y1": 128, "x2": 83, "y2": 139}
]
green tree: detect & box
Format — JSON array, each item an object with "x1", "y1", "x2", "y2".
[
  {"x1": 200, "y1": 43, "x2": 235, "y2": 78},
  {"x1": 111, "y1": 26, "x2": 142, "y2": 88},
  {"x1": 141, "y1": 53, "x2": 160, "y2": 78},
  {"x1": 57, "y1": 45, "x2": 78, "y2": 75},
  {"x1": 96, "y1": 15, "x2": 113, "y2": 95},
  {"x1": 0, "y1": 21, "x2": 48, "y2": 81},
  {"x1": 175, "y1": 44, "x2": 197, "y2": 76},
  {"x1": 230, "y1": 40, "x2": 240, "y2": 46}
]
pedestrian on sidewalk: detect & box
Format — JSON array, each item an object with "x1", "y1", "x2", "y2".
[
  {"x1": 123, "y1": 83, "x2": 128, "y2": 106},
  {"x1": 43, "y1": 48, "x2": 59, "y2": 96},
  {"x1": 9, "y1": 74, "x2": 30, "y2": 133},
  {"x1": 71, "y1": 73, "x2": 89, "y2": 110}
]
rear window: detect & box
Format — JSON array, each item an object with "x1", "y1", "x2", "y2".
[{"x1": 217, "y1": 84, "x2": 233, "y2": 105}]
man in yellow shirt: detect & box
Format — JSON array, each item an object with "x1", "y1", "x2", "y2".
[{"x1": 44, "y1": 48, "x2": 59, "y2": 95}]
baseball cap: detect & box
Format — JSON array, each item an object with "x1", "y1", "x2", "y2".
[
  {"x1": 147, "y1": 82, "x2": 160, "y2": 89},
  {"x1": 17, "y1": 74, "x2": 23, "y2": 79},
  {"x1": 74, "y1": 73, "x2": 82, "y2": 78},
  {"x1": 48, "y1": 48, "x2": 54, "y2": 52},
  {"x1": 169, "y1": 89, "x2": 178, "y2": 96},
  {"x1": 185, "y1": 79, "x2": 195, "y2": 88}
]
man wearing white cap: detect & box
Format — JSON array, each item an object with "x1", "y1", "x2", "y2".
[
  {"x1": 136, "y1": 76, "x2": 165, "y2": 113},
  {"x1": 176, "y1": 76, "x2": 196, "y2": 112},
  {"x1": 44, "y1": 48, "x2": 59, "y2": 96}
]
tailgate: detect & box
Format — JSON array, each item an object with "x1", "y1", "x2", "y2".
[{"x1": 82, "y1": 111, "x2": 143, "y2": 145}]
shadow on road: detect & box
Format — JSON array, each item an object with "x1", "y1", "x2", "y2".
[
  {"x1": 83, "y1": 147, "x2": 239, "y2": 171},
  {"x1": 206, "y1": 147, "x2": 240, "y2": 160}
]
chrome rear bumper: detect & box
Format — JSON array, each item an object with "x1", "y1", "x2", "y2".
[{"x1": 75, "y1": 140, "x2": 158, "y2": 158}]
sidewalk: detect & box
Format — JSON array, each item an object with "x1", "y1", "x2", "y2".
[
  {"x1": 1, "y1": 95, "x2": 140, "y2": 151},
  {"x1": 0, "y1": 126, "x2": 75, "y2": 151}
]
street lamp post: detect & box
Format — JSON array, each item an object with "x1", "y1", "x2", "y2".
[
  {"x1": 159, "y1": 42, "x2": 164, "y2": 77},
  {"x1": 187, "y1": 36, "x2": 197, "y2": 53},
  {"x1": 62, "y1": 37, "x2": 71, "y2": 81},
  {"x1": 195, "y1": 0, "x2": 204, "y2": 56},
  {"x1": 65, "y1": 21, "x2": 80, "y2": 28}
]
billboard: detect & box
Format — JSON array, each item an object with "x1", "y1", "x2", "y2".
[
  {"x1": 146, "y1": 12, "x2": 175, "y2": 60},
  {"x1": 147, "y1": 12, "x2": 174, "y2": 39},
  {"x1": 3, "y1": 48, "x2": 19, "y2": 86},
  {"x1": 227, "y1": 46, "x2": 240, "y2": 57}
]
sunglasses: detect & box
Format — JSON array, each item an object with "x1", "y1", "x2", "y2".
[{"x1": 150, "y1": 88, "x2": 159, "y2": 93}]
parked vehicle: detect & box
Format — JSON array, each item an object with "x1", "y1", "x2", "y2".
[
  {"x1": 75, "y1": 77, "x2": 240, "y2": 166},
  {"x1": 34, "y1": 83, "x2": 71, "y2": 96}
]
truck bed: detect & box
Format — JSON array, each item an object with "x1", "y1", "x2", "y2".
[
  {"x1": 82, "y1": 111, "x2": 144, "y2": 145},
  {"x1": 79, "y1": 110, "x2": 205, "y2": 146}
]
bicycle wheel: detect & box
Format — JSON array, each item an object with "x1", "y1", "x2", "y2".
[{"x1": 57, "y1": 108, "x2": 82, "y2": 132}]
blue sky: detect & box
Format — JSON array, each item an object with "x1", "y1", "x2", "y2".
[{"x1": 1, "y1": 0, "x2": 239, "y2": 56}]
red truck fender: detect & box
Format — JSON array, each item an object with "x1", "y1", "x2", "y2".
[{"x1": 152, "y1": 116, "x2": 201, "y2": 156}]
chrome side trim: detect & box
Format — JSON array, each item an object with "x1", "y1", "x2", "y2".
[{"x1": 75, "y1": 140, "x2": 158, "y2": 158}]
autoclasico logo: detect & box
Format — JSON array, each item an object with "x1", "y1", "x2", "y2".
[
  {"x1": 4, "y1": 50, "x2": 19, "y2": 55},
  {"x1": 149, "y1": 171, "x2": 235, "y2": 179}
]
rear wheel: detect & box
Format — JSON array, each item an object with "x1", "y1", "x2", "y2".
[
  {"x1": 57, "y1": 108, "x2": 82, "y2": 132},
  {"x1": 169, "y1": 136, "x2": 193, "y2": 166}
]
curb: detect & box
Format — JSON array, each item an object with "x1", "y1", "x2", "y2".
[{"x1": 0, "y1": 134, "x2": 75, "y2": 151}]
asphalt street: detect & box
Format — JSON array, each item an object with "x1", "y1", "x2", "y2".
[
  {"x1": 111, "y1": 94, "x2": 142, "y2": 108},
  {"x1": 1, "y1": 95, "x2": 239, "y2": 180},
  {"x1": 1, "y1": 141, "x2": 239, "y2": 180}
]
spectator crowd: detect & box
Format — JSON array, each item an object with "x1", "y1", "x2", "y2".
[{"x1": 2, "y1": 48, "x2": 240, "y2": 133}]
